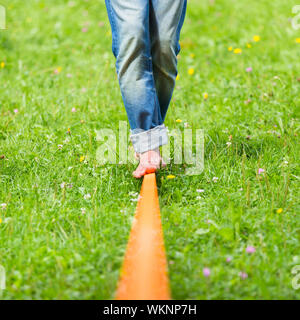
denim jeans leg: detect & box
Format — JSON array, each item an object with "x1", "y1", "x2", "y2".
[
  {"x1": 105, "y1": 0, "x2": 186, "y2": 153},
  {"x1": 150, "y1": 0, "x2": 187, "y2": 122}
]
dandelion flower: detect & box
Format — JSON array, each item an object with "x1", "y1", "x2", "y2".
[
  {"x1": 253, "y1": 35, "x2": 260, "y2": 42},
  {"x1": 176, "y1": 74, "x2": 180, "y2": 80},
  {"x1": 246, "y1": 246, "x2": 256, "y2": 254},
  {"x1": 188, "y1": 68, "x2": 195, "y2": 75},
  {"x1": 54, "y1": 67, "x2": 62, "y2": 74},
  {"x1": 0, "y1": 218, "x2": 2, "y2": 224},
  {"x1": 233, "y1": 48, "x2": 242, "y2": 54},
  {"x1": 203, "y1": 92, "x2": 208, "y2": 100},
  {"x1": 190, "y1": 53, "x2": 195, "y2": 58},
  {"x1": 228, "y1": 46, "x2": 233, "y2": 51},
  {"x1": 175, "y1": 119, "x2": 182, "y2": 123},
  {"x1": 0, "y1": 62, "x2": 5, "y2": 68},
  {"x1": 246, "y1": 43, "x2": 252, "y2": 48},
  {"x1": 276, "y1": 208, "x2": 283, "y2": 214},
  {"x1": 167, "y1": 175, "x2": 175, "y2": 179},
  {"x1": 80, "y1": 156, "x2": 85, "y2": 162},
  {"x1": 296, "y1": 38, "x2": 300, "y2": 44},
  {"x1": 203, "y1": 268, "x2": 211, "y2": 277}
]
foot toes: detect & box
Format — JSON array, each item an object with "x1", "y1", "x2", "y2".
[
  {"x1": 133, "y1": 166, "x2": 146, "y2": 178},
  {"x1": 133, "y1": 150, "x2": 167, "y2": 178}
]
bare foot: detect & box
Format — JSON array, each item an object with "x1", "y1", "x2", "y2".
[{"x1": 133, "y1": 149, "x2": 166, "y2": 178}]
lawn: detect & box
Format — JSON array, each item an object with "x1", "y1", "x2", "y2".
[{"x1": 0, "y1": 0, "x2": 299, "y2": 299}]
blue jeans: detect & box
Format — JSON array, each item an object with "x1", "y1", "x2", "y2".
[{"x1": 105, "y1": 0, "x2": 187, "y2": 153}]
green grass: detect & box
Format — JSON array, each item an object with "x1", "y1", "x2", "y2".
[{"x1": 0, "y1": 0, "x2": 299, "y2": 299}]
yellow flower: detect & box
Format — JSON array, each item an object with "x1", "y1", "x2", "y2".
[
  {"x1": 203, "y1": 92, "x2": 208, "y2": 100},
  {"x1": 80, "y1": 156, "x2": 85, "y2": 162},
  {"x1": 296, "y1": 38, "x2": 300, "y2": 44},
  {"x1": 175, "y1": 119, "x2": 182, "y2": 123},
  {"x1": 233, "y1": 48, "x2": 242, "y2": 54},
  {"x1": 0, "y1": 218, "x2": 2, "y2": 224},
  {"x1": 0, "y1": 62, "x2": 5, "y2": 68},
  {"x1": 176, "y1": 74, "x2": 180, "y2": 80},
  {"x1": 246, "y1": 43, "x2": 252, "y2": 48},
  {"x1": 188, "y1": 68, "x2": 195, "y2": 75},
  {"x1": 276, "y1": 208, "x2": 283, "y2": 214},
  {"x1": 54, "y1": 66, "x2": 62, "y2": 74},
  {"x1": 253, "y1": 35, "x2": 260, "y2": 42},
  {"x1": 228, "y1": 46, "x2": 233, "y2": 51},
  {"x1": 190, "y1": 53, "x2": 195, "y2": 58},
  {"x1": 167, "y1": 175, "x2": 175, "y2": 179}
]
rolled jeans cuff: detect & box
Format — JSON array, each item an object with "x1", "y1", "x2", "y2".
[{"x1": 130, "y1": 124, "x2": 168, "y2": 154}]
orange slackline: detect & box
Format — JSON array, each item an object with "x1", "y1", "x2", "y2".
[{"x1": 116, "y1": 173, "x2": 171, "y2": 300}]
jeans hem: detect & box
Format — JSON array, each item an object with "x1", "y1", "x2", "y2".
[{"x1": 130, "y1": 124, "x2": 168, "y2": 153}]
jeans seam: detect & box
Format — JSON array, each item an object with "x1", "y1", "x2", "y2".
[
  {"x1": 106, "y1": 0, "x2": 118, "y2": 56},
  {"x1": 174, "y1": 0, "x2": 187, "y2": 55},
  {"x1": 148, "y1": 40, "x2": 161, "y2": 127}
]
